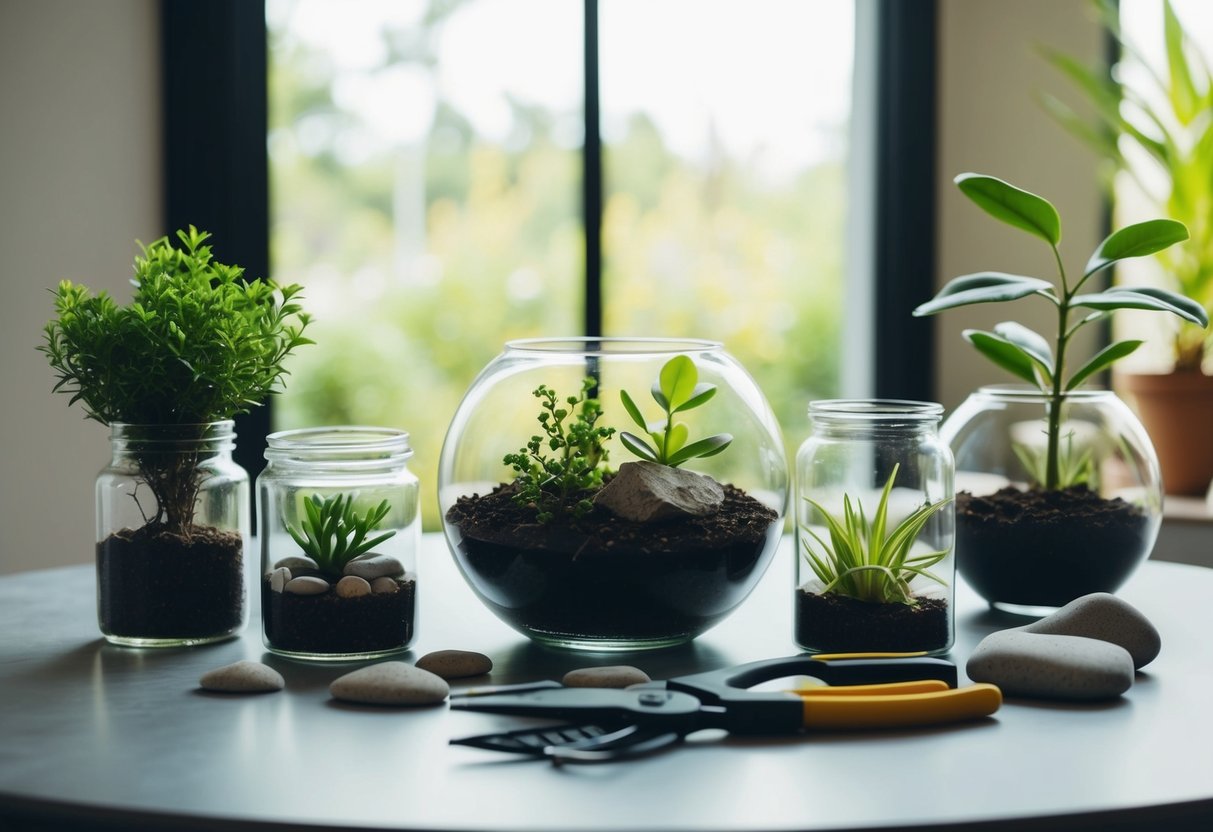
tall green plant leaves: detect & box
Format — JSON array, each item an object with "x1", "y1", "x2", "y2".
[
  {"x1": 954, "y1": 173, "x2": 1061, "y2": 245},
  {"x1": 1072, "y1": 286, "x2": 1209, "y2": 325},
  {"x1": 1084, "y1": 219, "x2": 1190, "y2": 278},
  {"x1": 912, "y1": 273, "x2": 1055, "y2": 316}
]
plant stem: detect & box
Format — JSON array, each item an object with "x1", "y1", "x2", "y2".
[{"x1": 1046, "y1": 244, "x2": 1071, "y2": 491}]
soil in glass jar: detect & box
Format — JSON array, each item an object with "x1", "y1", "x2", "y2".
[
  {"x1": 97, "y1": 523, "x2": 244, "y2": 642},
  {"x1": 956, "y1": 486, "x2": 1151, "y2": 608},
  {"x1": 445, "y1": 481, "x2": 779, "y2": 649},
  {"x1": 262, "y1": 575, "x2": 415, "y2": 658},
  {"x1": 795, "y1": 591, "x2": 950, "y2": 654}
]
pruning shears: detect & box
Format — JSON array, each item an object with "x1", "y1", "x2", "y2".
[{"x1": 450, "y1": 653, "x2": 1002, "y2": 763}]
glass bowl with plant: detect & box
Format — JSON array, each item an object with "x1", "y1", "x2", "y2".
[
  {"x1": 258, "y1": 426, "x2": 420, "y2": 661},
  {"x1": 439, "y1": 338, "x2": 787, "y2": 651},
  {"x1": 914, "y1": 173, "x2": 1205, "y2": 609},
  {"x1": 40, "y1": 227, "x2": 312, "y2": 646}
]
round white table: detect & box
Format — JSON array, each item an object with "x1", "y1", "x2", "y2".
[{"x1": 1, "y1": 535, "x2": 1211, "y2": 831}]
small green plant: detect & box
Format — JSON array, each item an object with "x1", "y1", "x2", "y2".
[
  {"x1": 1013, "y1": 432, "x2": 1095, "y2": 491},
  {"x1": 287, "y1": 493, "x2": 397, "y2": 577},
  {"x1": 39, "y1": 227, "x2": 312, "y2": 534},
  {"x1": 913, "y1": 173, "x2": 1206, "y2": 491},
  {"x1": 618, "y1": 355, "x2": 733, "y2": 466},
  {"x1": 503, "y1": 379, "x2": 616, "y2": 523},
  {"x1": 800, "y1": 465, "x2": 952, "y2": 607}
]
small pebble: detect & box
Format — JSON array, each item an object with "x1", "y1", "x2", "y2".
[
  {"x1": 284, "y1": 576, "x2": 329, "y2": 595},
  {"x1": 199, "y1": 661, "x2": 284, "y2": 694},
  {"x1": 330, "y1": 662, "x2": 449, "y2": 706},
  {"x1": 335, "y1": 575, "x2": 372, "y2": 598},
  {"x1": 343, "y1": 554, "x2": 405, "y2": 580},
  {"x1": 562, "y1": 665, "x2": 651, "y2": 689},
  {"x1": 371, "y1": 576, "x2": 399, "y2": 594},
  {"x1": 274, "y1": 555, "x2": 319, "y2": 571},
  {"x1": 416, "y1": 650, "x2": 493, "y2": 680},
  {"x1": 1022, "y1": 592, "x2": 1160, "y2": 669},
  {"x1": 967, "y1": 630, "x2": 1134, "y2": 701},
  {"x1": 270, "y1": 566, "x2": 291, "y2": 593}
]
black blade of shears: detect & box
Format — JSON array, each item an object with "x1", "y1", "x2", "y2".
[{"x1": 451, "y1": 720, "x2": 683, "y2": 761}]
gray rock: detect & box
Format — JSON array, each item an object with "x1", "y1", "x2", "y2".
[
  {"x1": 329, "y1": 662, "x2": 449, "y2": 706},
  {"x1": 274, "y1": 555, "x2": 318, "y2": 571},
  {"x1": 967, "y1": 630, "x2": 1134, "y2": 701},
  {"x1": 562, "y1": 665, "x2": 652, "y2": 689},
  {"x1": 593, "y1": 461, "x2": 725, "y2": 523},
  {"x1": 335, "y1": 575, "x2": 372, "y2": 598},
  {"x1": 199, "y1": 661, "x2": 284, "y2": 694},
  {"x1": 284, "y1": 576, "x2": 329, "y2": 595},
  {"x1": 1023, "y1": 592, "x2": 1160, "y2": 670},
  {"x1": 269, "y1": 566, "x2": 291, "y2": 593},
  {"x1": 370, "y1": 576, "x2": 399, "y2": 594},
  {"x1": 416, "y1": 650, "x2": 493, "y2": 680},
  {"x1": 343, "y1": 554, "x2": 405, "y2": 580}
]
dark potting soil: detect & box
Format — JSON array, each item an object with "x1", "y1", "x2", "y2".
[
  {"x1": 262, "y1": 577, "x2": 416, "y2": 655},
  {"x1": 795, "y1": 591, "x2": 950, "y2": 653},
  {"x1": 97, "y1": 524, "x2": 244, "y2": 641},
  {"x1": 445, "y1": 482, "x2": 780, "y2": 644},
  {"x1": 956, "y1": 486, "x2": 1152, "y2": 607}
]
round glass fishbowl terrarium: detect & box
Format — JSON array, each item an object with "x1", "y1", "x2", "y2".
[{"x1": 438, "y1": 338, "x2": 789, "y2": 651}]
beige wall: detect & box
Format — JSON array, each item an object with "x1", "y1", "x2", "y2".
[
  {"x1": 0, "y1": 1, "x2": 162, "y2": 573},
  {"x1": 935, "y1": 0, "x2": 1106, "y2": 409}
]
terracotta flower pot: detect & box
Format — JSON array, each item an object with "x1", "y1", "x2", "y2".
[{"x1": 1120, "y1": 371, "x2": 1213, "y2": 496}]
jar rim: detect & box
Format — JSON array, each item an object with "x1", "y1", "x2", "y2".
[
  {"x1": 109, "y1": 421, "x2": 236, "y2": 441},
  {"x1": 505, "y1": 337, "x2": 723, "y2": 355},
  {"x1": 808, "y1": 399, "x2": 944, "y2": 419},
  {"x1": 266, "y1": 426, "x2": 412, "y2": 460},
  {"x1": 972, "y1": 384, "x2": 1113, "y2": 401}
]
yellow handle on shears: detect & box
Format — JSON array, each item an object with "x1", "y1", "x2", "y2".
[{"x1": 797, "y1": 683, "x2": 1002, "y2": 730}]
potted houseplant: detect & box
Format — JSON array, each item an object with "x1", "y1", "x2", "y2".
[
  {"x1": 1041, "y1": 0, "x2": 1213, "y2": 493},
  {"x1": 914, "y1": 173, "x2": 1205, "y2": 609},
  {"x1": 40, "y1": 227, "x2": 312, "y2": 645},
  {"x1": 439, "y1": 339, "x2": 787, "y2": 651}
]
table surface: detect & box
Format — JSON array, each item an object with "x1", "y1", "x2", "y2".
[{"x1": 2, "y1": 535, "x2": 1212, "y2": 832}]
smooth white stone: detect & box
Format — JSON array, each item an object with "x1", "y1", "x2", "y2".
[
  {"x1": 273, "y1": 555, "x2": 318, "y2": 571},
  {"x1": 269, "y1": 566, "x2": 291, "y2": 593},
  {"x1": 343, "y1": 554, "x2": 405, "y2": 580},
  {"x1": 966, "y1": 630, "x2": 1134, "y2": 701},
  {"x1": 1022, "y1": 592, "x2": 1161, "y2": 670},
  {"x1": 329, "y1": 662, "x2": 449, "y2": 706},
  {"x1": 562, "y1": 665, "x2": 652, "y2": 689},
  {"x1": 284, "y1": 576, "x2": 329, "y2": 595},
  {"x1": 416, "y1": 650, "x2": 493, "y2": 680},
  {"x1": 370, "y1": 577, "x2": 399, "y2": 594},
  {"x1": 335, "y1": 575, "x2": 372, "y2": 598},
  {"x1": 199, "y1": 661, "x2": 284, "y2": 693}
]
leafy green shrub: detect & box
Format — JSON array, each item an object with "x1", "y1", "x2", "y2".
[
  {"x1": 40, "y1": 227, "x2": 313, "y2": 533},
  {"x1": 618, "y1": 355, "x2": 732, "y2": 466},
  {"x1": 800, "y1": 465, "x2": 951, "y2": 606},
  {"x1": 287, "y1": 493, "x2": 396, "y2": 576},
  {"x1": 503, "y1": 379, "x2": 616, "y2": 523}
]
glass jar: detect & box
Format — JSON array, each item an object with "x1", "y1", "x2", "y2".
[
  {"x1": 258, "y1": 427, "x2": 419, "y2": 661},
  {"x1": 941, "y1": 386, "x2": 1162, "y2": 611},
  {"x1": 794, "y1": 401, "x2": 955, "y2": 655},
  {"x1": 439, "y1": 338, "x2": 788, "y2": 651},
  {"x1": 96, "y1": 421, "x2": 249, "y2": 647}
]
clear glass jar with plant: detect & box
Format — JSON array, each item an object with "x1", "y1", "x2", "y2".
[
  {"x1": 440, "y1": 338, "x2": 787, "y2": 651},
  {"x1": 40, "y1": 227, "x2": 312, "y2": 645},
  {"x1": 914, "y1": 173, "x2": 1205, "y2": 609},
  {"x1": 258, "y1": 427, "x2": 419, "y2": 661}
]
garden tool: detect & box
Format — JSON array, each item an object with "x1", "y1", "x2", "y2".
[{"x1": 450, "y1": 653, "x2": 1002, "y2": 763}]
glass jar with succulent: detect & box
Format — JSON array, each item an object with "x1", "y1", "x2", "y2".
[
  {"x1": 1042, "y1": 0, "x2": 1213, "y2": 494},
  {"x1": 258, "y1": 427, "x2": 419, "y2": 661},
  {"x1": 440, "y1": 338, "x2": 787, "y2": 651},
  {"x1": 40, "y1": 227, "x2": 312, "y2": 646},
  {"x1": 914, "y1": 172, "x2": 1206, "y2": 609},
  {"x1": 795, "y1": 401, "x2": 954, "y2": 655}
]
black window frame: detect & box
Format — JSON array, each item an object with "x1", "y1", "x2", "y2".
[{"x1": 161, "y1": 0, "x2": 937, "y2": 489}]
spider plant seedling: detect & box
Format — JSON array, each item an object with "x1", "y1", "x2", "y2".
[
  {"x1": 800, "y1": 465, "x2": 952, "y2": 606},
  {"x1": 619, "y1": 355, "x2": 733, "y2": 467},
  {"x1": 287, "y1": 493, "x2": 397, "y2": 577}
]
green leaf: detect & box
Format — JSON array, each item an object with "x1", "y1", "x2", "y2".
[
  {"x1": 955, "y1": 173, "x2": 1061, "y2": 245},
  {"x1": 658, "y1": 355, "x2": 698, "y2": 412},
  {"x1": 1084, "y1": 219, "x2": 1189, "y2": 278},
  {"x1": 1066, "y1": 340, "x2": 1145, "y2": 391},
  {"x1": 620, "y1": 431, "x2": 659, "y2": 462},
  {"x1": 619, "y1": 389, "x2": 648, "y2": 431},
  {"x1": 672, "y1": 383, "x2": 717, "y2": 413},
  {"x1": 665, "y1": 422, "x2": 689, "y2": 456},
  {"x1": 992, "y1": 321, "x2": 1054, "y2": 376},
  {"x1": 912, "y1": 272, "x2": 1055, "y2": 317},
  {"x1": 666, "y1": 434, "x2": 733, "y2": 466},
  {"x1": 963, "y1": 329, "x2": 1046, "y2": 387},
  {"x1": 1072, "y1": 287, "x2": 1210, "y2": 326},
  {"x1": 1164, "y1": 0, "x2": 1200, "y2": 125}
]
